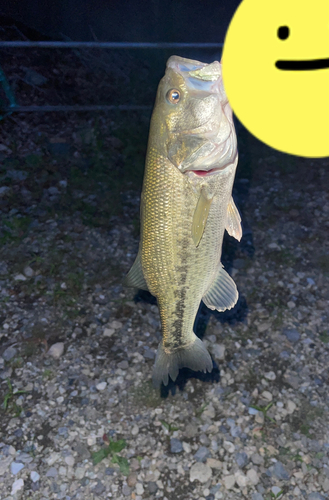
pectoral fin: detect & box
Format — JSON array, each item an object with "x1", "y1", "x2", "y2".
[
  {"x1": 192, "y1": 190, "x2": 213, "y2": 247},
  {"x1": 226, "y1": 197, "x2": 242, "y2": 241},
  {"x1": 202, "y1": 264, "x2": 238, "y2": 312},
  {"x1": 123, "y1": 251, "x2": 149, "y2": 291}
]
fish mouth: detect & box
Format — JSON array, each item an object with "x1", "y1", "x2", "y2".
[
  {"x1": 276, "y1": 58, "x2": 329, "y2": 71},
  {"x1": 191, "y1": 168, "x2": 220, "y2": 176}
]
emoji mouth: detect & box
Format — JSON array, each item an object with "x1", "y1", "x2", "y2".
[{"x1": 276, "y1": 58, "x2": 329, "y2": 71}]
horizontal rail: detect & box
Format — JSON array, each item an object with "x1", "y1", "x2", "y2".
[
  {"x1": 12, "y1": 105, "x2": 152, "y2": 112},
  {"x1": 0, "y1": 41, "x2": 223, "y2": 49}
]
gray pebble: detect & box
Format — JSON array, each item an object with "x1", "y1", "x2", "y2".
[
  {"x1": 92, "y1": 480, "x2": 105, "y2": 495},
  {"x1": 148, "y1": 482, "x2": 158, "y2": 494},
  {"x1": 46, "y1": 467, "x2": 58, "y2": 477},
  {"x1": 170, "y1": 438, "x2": 183, "y2": 453},
  {"x1": 73, "y1": 442, "x2": 90, "y2": 460},
  {"x1": 57, "y1": 427, "x2": 68, "y2": 437},
  {"x1": 105, "y1": 467, "x2": 115, "y2": 475},
  {"x1": 3, "y1": 347, "x2": 17, "y2": 361},
  {"x1": 308, "y1": 494, "x2": 326, "y2": 500},
  {"x1": 273, "y1": 461, "x2": 290, "y2": 480},
  {"x1": 235, "y1": 452, "x2": 249, "y2": 468},
  {"x1": 122, "y1": 484, "x2": 131, "y2": 496},
  {"x1": 11, "y1": 462, "x2": 24, "y2": 475},
  {"x1": 252, "y1": 494, "x2": 264, "y2": 500},
  {"x1": 185, "y1": 423, "x2": 198, "y2": 438},
  {"x1": 194, "y1": 446, "x2": 211, "y2": 462},
  {"x1": 251, "y1": 453, "x2": 264, "y2": 465},
  {"x1": 283, "y1": 328, "x2": 300, "y2": 343}
]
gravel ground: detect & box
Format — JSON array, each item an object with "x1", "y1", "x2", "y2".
[{"x1": 1, "y1": 102, "x2": 329, "y2": 499}]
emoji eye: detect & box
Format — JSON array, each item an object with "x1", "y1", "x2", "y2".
[
  {"x1": 278, "y1": 26, "x2": 290, "y2": 40},
  {"x1": 167, "y1": 89, "x2": 181, "y2": 104}
]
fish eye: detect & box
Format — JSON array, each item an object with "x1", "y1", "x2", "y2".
[
  {"x1": 166, "y1": 89, "x2": 181, "y2": 104},
  {"x1": 277, "y1": 26, "x2": 290, "y2": 40}
]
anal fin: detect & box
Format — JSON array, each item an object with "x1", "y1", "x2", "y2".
[
  {"x1": 123, "y1": 251, "x2": 149, "y2": 291},
  {"x1": 202, "y1": 264, "x2": 238, "y2": 312},
  {"x1": 226, "y1": 197, "x2": 242, "y2": 241}
]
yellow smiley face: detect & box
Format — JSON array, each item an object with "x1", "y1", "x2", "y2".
[{"x1": 222, "y1": 0, "x2": 329, "y2": 157}]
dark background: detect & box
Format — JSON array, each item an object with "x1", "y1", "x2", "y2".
[{"x1": 0, "y1": 0, "x2": 240, "y2": 42}]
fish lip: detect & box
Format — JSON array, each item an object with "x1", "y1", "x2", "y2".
[{"x1": 276, "y1": 58, "x2": 329, "y2": 71}]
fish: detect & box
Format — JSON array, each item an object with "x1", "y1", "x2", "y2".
[{"x1": 124, "y1": 55, "x2": 242, "y2": 387}]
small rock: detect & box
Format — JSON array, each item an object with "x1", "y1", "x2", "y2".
[
  {"x1": 248, "y1": 407, "x2": 259, "y2": 415},
  {"x1": 0, "y1": 186, "x2": 10, "y2": 197},
  {"x1": 92, "y1": 480, "x2": 105, "y2": 495},
  {"x1": 255, "y1": 412, "x2": 265, "y2": 425},
  {"x1": 247, "y1": 469, "x2": 259, "y2": 485},
  {"x1": 206, "y1": 458, "x2": 222, "y2": 469},
  {"x1": 194, "y1": 446, "x2": 211, "y2": 462},
  {"x1": 65, "y1": 455, "x2": 75, "y2": 467},
  {"x1": 272, "y1": 486, "x2": 282, "y2": 496},
  {"x1": 190, "y1": 463, "x2": 212, "y2": 483},
  {"x1": 48, "y1": 342, "x2": 64, "y2": 359},
  {"x1": 117, "y1": 360, "x2": 128, "y2": 369},
  {"x1": 223, "y1": 474, "x2": 236, "y2": 489},
  {"x1": 110, "y1": 320, "x2": 123, "y2": 329},
  {"x1": 103, "y1": 328, "x2": 115, "y2": 337},
  {"x1": 3, "y1": 346, "x2": 17, "y2": 361},
  {"x1": 127, "y1": 472, "x2": 137, "y2": 487},
  {"x1": 122, "y1": 484, "x2": 131, "y2": 496},
  {"x1": 283, "y1": 328, "x2": 300, "y2": 343},
  {"x1": 30, "y1": 471, "x2": 40, "y2": 482},
  {"x1": 235, "y1": 452, "x2": 249, "y2": 468},
  {"x1": 287, "y1": 400, "x2": 297, "y2": 414},
  {"x1": 261, "y1": 390, "x2": 273, "y2": 401},
  {"x1": 235, "y1": 471, "x2": 248, "y2": 487},
  {"x1": 14, "y1": 274, "x2": 27, "y2": 281},
  {"x1": 284, "y1": 373, "x2": 300, "y2": 389},
  {"x1": 251, "y1": 453, "x2": 264, "y2": 465},
  {"x1": 131, "y1": 425, "x2": 139, "y2": 436},
  {"x1": 75, "y1": 467, "x2": 85, "y2": 479},
  {"x1": 23, "y1": 266, "x2": 34, "y2": 278},
  {"x1": 252, "y1": 494, "x2": 264, "y2": 500},
  {"x1": 136, "y1": 483, "x2": 144, "y2": 495},
  {"x1": 46, "y1": 467, "x2": 58, "y2": 477},
  {"x1": 265, "y1": 371, "x2": 276, "y2": 380},
  {"x1": 185, "y1": 423, "x2": 198, "y2": 438},
  {"x1": 11, "y1": 462, "x2": 24, "y2": 475},
  {"x1": 223, "y1": 440, "x2": 235, "y2": 453},
  {"x1": 170, "y1": 438, "x2": 183, "y2": 453},
  {"x1": 287, "y1": 301, "x2": 296, "y2": 309},
  {"x1": 0, "y1": 261, "x2": 9, "y2": 274},
  {"x1": 308, "y1": 493, "x2": 326, "y2": 500},
  {"x1": 11, "y1": 478, "x2": 24, "y2": 494},
  {"x1": 211, "y1": 344, "x2": 225, "y2": 360},
  {"x1": 273, "y1": 461, "x2": 290, "y2": 480},
  {"x1": 148, "y1": 481, "x2": 158, "y2": 494},
  {"x1": 96, "y1": 381, "x2": 107, "y2": 391},
  {"x1": 0, "y1": 456, "x2": 13, "y2": 475}
]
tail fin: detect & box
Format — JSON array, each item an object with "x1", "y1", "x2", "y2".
[{"x1": 152, "y1": 334, "x2": 213, "y2": 388}]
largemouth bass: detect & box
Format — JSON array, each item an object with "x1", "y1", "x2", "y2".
[{"x1": 125, "y1": 56, "x2": 242, "y2": 387}]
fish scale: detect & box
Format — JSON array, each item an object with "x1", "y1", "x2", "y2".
[{"x1": 124, "y1": 55, "x2": 242, "y2": 387}]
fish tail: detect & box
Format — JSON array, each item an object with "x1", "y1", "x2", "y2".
[{"x1": 152, "y1": 334, "x2": 213, "y2": 388}]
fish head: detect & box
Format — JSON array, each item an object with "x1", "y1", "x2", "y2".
[{"x1": 151, "y1": 55, "x2": 237, "y2": 175}]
